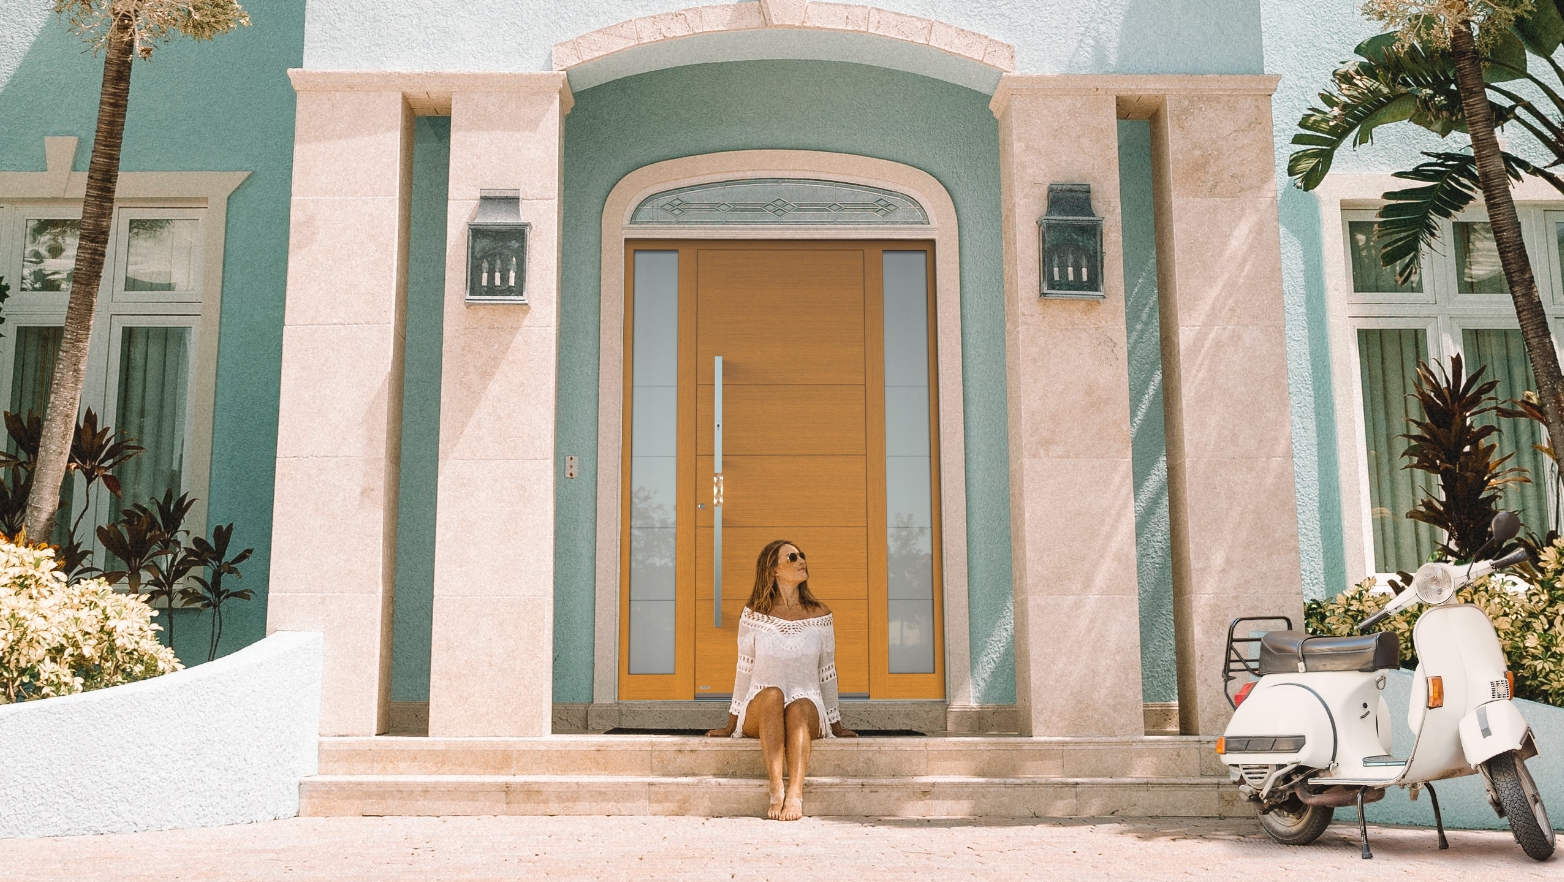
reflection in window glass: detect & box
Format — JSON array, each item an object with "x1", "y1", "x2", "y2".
[
  {"x1": 21, "y1": 219, "x2": 80, "y2": 292},
  {"x1": 1463, "y1": 329, "x2": 1553, "y2": 533},
  {"x1": 124, "y1": 219, "x2": 198, "y2": 292},
  {"x1": 1358, "y1": 328, "x2": 1438, "y2": 572},
  {"x1": 1348, "y1": 221, "x2": 1421, "y2": 293},
  {"x1": 883, "y1": 251, "x2": 935, "y2": 675},
  {"x1": 628, "y1": 252, "x2": 678, "y2": 675},
  {"x1": 1456, "y1": 222, "x2": 1508, "y2": 294}
]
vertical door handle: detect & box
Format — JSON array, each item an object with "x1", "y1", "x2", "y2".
[{"x1": 713, "y1": 355, "x2": 723, "y2": 627}]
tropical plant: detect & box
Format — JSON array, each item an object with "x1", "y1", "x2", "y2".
[
  {"x1": 0, "y1": 538, "x2": 179, "y2": 703},
  {"x1": 179, "y1": 522, "x2": 252, "y2": 661},
  {"x1": 96, "y1": 506, "x2": 165, "y2": 597},
  {"x1": 1402, "y1": 354, "x2": 1530, "y2": 559},
  {"x1": 1290, "y1": 0, "x2": 1564, "y2": 472},
  {"x1": 25, "y1": 0, "x2": 249, "y2": 541}
]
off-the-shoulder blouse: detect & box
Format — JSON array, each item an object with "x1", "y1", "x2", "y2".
[{"x1": 728, "y1": 607, "x2": 841, "y2": 738}]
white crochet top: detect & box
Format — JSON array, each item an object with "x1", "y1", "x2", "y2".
[{"x1": 728, "y1": 607, "x2": 841, "y2": 738}]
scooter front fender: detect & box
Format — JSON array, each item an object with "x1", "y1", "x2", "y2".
[{"x1": 1460, "y1": 699, "x2": 1531, "y2": 767}]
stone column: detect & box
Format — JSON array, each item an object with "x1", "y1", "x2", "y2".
[
  {"x1": 1148, "y1": 85, "x2": 1305, "y2": 735},
  {"x1": 991, "y1": 78, "x2": 1144, "y2": 737},
  {"x1": 268, "y1": 76, "x2": 413, "y2": 736},
  {"x1": 427, "y1": 74, "x2": 572, "y2": 737}
]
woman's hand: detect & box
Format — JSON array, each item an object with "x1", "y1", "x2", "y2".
[
  {"x1": 707, "y1": 713, "x2": 739, "y2": 737},
  {"x1": 831, "y1": 722, "x2": 857, "y2": 738}
]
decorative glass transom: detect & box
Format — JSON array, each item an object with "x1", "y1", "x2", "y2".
[{"x1": 630, "y1": 178, "x2": 929, "y2": 226}]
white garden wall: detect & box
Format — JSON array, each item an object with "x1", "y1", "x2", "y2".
[{"x1": 0, "y1": 631, "x2": 322, "y2": 839}]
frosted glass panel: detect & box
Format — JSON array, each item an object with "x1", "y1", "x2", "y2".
[
  {"x1": 124, "y1": 219, "x2": 198, "y2": 292},
  {"x1": 113, "y1": 326, "x2": 190, "y2": 508},
  {"x1": 883, "y1": 251, "x2": 935, "y2": 674},
  {"x1": 629, "y1": 251, "x2": 679, "y2": 675}
]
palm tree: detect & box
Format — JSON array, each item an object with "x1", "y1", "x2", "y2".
[
  {"x1": 24, "y1": 1, "x2": 249, "y2": 540},
  {"x1": 1291, "y1": 0, "x2": 1564, "y2": 455}
]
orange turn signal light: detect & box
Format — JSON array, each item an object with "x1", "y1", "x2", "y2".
[
  {"x1": 1506, "y1": 671, "x2": 1516, "y2": 700},
  {"x1": 1215, "y1": 737, "x2": 1226, "y2": 755},
  {"x1": 1427, "y1": 676, "x2": 1444, "y2": 709}
]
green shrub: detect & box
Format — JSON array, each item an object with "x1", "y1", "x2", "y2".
[
  {"x1": 1307, "y1": 538, "x2": 1564, "y2": 707},
  {"x1": 0, "y1": 540, "x2": 180, "y2": 703}
]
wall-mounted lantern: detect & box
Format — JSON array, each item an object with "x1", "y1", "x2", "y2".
[
  {"x1": 466, "y1": 189, "x2": 529, "y2": 303},
  {"x1": 1038, "y1": 183, "x2": 1104, "y2": 300}
]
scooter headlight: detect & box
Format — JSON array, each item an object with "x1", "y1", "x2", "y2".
[{"x1": 1414, "y1": 562, "x2": 1455, "y2": 605}]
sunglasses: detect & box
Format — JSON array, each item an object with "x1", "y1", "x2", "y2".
[{"x1": 783, "y1": 551, "x2": 806, "y2": 563}]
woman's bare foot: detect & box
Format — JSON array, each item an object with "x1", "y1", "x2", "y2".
[
  {"x1": 779, "y1": 794, "x2": 804, "y2": 821},
  {"x1": 766, "y1": 787, "x2": 786, "y2": 820}
]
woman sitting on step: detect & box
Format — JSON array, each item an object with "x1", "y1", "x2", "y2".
[{"x1": 707, "y1": 539, "x2": 857, "y2": 819}]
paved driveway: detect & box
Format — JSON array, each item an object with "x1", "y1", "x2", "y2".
[{"x1": 4, "y1": 816, "x2": 1554, "y2": 880}]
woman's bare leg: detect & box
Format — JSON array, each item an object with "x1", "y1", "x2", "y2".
[
  {"x1": 779, "y1": 699, "x2": 822, "y2": 821},
  {"x1": 742, "y1": 687, "x2": 787, "y2": 819}
]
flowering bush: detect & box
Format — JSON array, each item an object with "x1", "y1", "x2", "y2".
[
  {"x1": 1306, "y1": 538, "x2": 1564, "y2": 708},
  {"x1": 0, "y1": 540, "x2": 180, "y2": 703}
]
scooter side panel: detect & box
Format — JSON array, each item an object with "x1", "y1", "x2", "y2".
[
  {"x1": 1460, "y1": 699, "x2": 1530, "y2": 767},
  {"x1": 1221, "y1": 677, "x2": 1336, "y2": 770},
  {"x1": 1404, "y1": 605, "x2": 1504, "y2": 781}
]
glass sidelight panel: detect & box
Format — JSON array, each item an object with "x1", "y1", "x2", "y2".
[
  {"x1": 883, "y1": 251, "x2": 934, "y2": 674},
  {"x1": 1358, "y1": 328, "x2": 1437, "y2": 572},
  {"x1": 8, "y1": 327, "x2": 70, "y2": 546},
  {"x1": 628, "y1": 252, "x2": 679, "y2": 674}
]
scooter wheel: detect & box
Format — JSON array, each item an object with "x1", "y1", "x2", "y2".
[
  {"x1": 1487, "y1": 751, "x2": 1556, "y2": 861},
  {"x1": 1257, "y1": 797, "x2": 1333, "y2": 846}
]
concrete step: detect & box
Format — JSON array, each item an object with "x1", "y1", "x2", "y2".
[
  {"x1": 298, "y1": 774, "x2": 1244, "y2": 819},
  {"x1": 316, "y1": 735, "x2": 1228, "y2": 780}
]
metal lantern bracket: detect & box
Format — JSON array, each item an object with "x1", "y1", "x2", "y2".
[
  {"x1": 1038, "y1": 183, "x2": 1105, "y2": 300},
  {"x1": 466, "y1": 188, "x2": 529, "y2": 304}
]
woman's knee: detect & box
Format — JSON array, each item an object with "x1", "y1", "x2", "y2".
[
  {"x1": 783, "y1": 699, "x2": 820, "y2": 729},
  {"x1": 755, "y1": 686, "x2": 784, "y2": 706}
]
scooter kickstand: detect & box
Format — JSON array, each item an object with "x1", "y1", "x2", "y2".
[
  {"x1": 1357, "y1": 789, "x2": 1373, "y2": 860},
  {"x1": 1425, "y1": 782, "x2": 1449, "y2": 850}
]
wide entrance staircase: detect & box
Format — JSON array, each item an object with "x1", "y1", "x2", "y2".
[{"x1": 300, "y1": 735, "x2": 1240, "y2": 818}]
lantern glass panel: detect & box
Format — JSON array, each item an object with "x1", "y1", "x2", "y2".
[
  {"x1": 1042, "y1": 220, "x2": 1102, "y2": 295},
  {"x1": 467, "y1": 226, "x2": 527, "y2": 301}
]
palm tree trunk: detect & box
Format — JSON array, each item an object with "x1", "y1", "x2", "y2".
[
  {"x1": 1450, "y1": 22, "x2": 1564, "y2": 475},
  {"x1": 23, "y1": 15, "x2": 135, "y2": 541}
]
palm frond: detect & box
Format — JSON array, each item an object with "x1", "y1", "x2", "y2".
[{"x1": 1374, "y1": 151, "x2": 1532, "y2": 284}]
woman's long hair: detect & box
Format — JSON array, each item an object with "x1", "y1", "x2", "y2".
[{"x1": 747, "y1": 539, "x2": 824, "y2": 616}]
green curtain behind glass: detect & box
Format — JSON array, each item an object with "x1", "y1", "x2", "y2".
[
  {"x1": 112, "y1": 327, "x2": 189, "y2": 508},
  {"x1": 1359, "y1": 328, "x2": 1437, "y2": 572},
  {"x1": 8, "y1": 326, "x2": 71, "y2": 545},
  {"x1": 1463, "y1": 329, "x2": 1553, "y2": 534}
]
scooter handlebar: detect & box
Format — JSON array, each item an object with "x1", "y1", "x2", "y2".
[
  {"x1": 1491, "y1": 547, "x2": 1530, "y2": 570},
  {"x1": 1357, "y1": 607, "x2": 1391, "y2": 633}
]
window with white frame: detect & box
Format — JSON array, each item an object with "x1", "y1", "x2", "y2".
[
  {"x1": 0, "y1": 203, "x2": 203, "y2": 552},
  {"x1": 1343, "y1": 206, "x2": 1561, "y2": 575}
]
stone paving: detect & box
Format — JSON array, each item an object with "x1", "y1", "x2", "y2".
[{"x1": 4, "y1": 816, "x2": 1555, "y2": 881}]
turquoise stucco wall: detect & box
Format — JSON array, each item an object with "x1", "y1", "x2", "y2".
[
  {"x1": 389, "y1": 117, "x2": 450, "y2": 702},
  {"x1": 1118, "y1": 120, "x2": 1176, "y2": 703},
  {"x1": 0, "y1": 1, "x2": 302, "y2": 664},
  {"x1": 301, "y1": 0, "x2": 1265, "y2": 77},
  {"x1": 553, "y1": 60, "x2": 1015, "y2": 704}
]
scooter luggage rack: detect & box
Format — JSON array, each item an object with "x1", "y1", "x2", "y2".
[{"x1": 1223, "y1": 616, "x2": 1293, "y2": 708}]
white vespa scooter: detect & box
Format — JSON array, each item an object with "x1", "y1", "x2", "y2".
[{"x1": 1217, "y1": 512, "x2": 1553, "y2": 861}]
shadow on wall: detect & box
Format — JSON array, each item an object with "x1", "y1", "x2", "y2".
[{"x1": 1065, "y1": 0, "x2": 1264, "y2": 74}]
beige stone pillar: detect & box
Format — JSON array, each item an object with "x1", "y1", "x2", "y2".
[
  {"x1": 1148, "y1": 84, "x2": 1305, "y2": 735},
  {"x1": 268, "y1": 76, "x2": 413, "y2": 736},
  {"x1": 427, "y1": 75, "x2": 572, "y2": 737},
  {"x1": 991, "y1": 79, "x2": 1144, "y2": 737}
]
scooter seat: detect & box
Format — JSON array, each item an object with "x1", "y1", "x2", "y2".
[{"x1": 1257, "y1": 631, "x2": 1400, "y2": 675}]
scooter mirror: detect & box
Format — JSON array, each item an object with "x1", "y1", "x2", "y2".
[{"x1": 1492, "y1": 511, "x2": 1521, "y2": 544}]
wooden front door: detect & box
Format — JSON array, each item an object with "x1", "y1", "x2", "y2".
[{"x1": 619, "y1": 240, "x2": 943, "y2": 702}]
